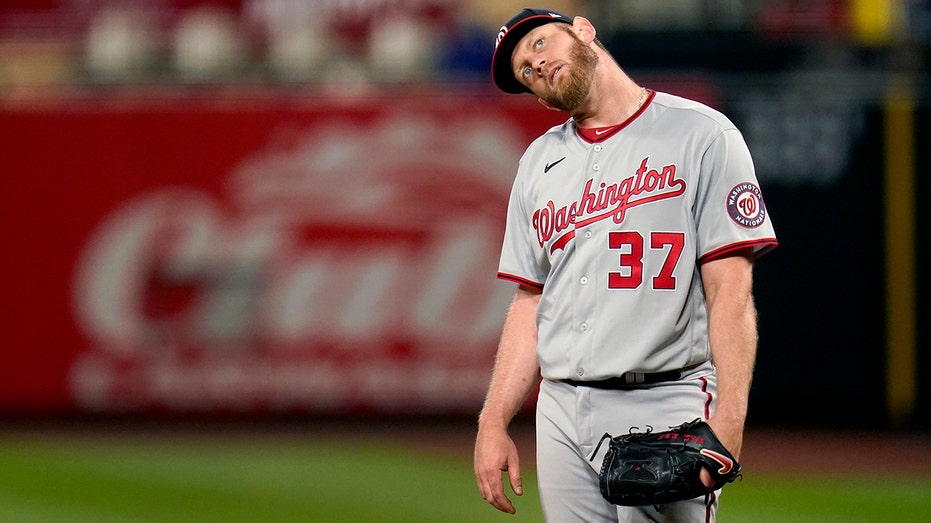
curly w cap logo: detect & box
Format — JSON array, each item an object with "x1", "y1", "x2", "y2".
[{"x1": 495, "y1": 25, "x2": 509, "y2": 49}]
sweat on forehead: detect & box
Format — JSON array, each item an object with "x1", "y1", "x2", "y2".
[{"x1": 491, "y1": 8, "x2": 573, "y2": 94}]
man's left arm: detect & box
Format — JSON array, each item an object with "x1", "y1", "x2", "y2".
[{"x1": 700, "y1": 248, "x2": 757, "y2": 467}]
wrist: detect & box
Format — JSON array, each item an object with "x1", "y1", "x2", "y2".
[{"x1": 477, "y1": 409, "x2": 512, "y2": 432}]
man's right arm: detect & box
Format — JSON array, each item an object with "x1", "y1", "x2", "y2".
[{"x1": 474, "y1": 284, "x2": 542, "y2": 514}]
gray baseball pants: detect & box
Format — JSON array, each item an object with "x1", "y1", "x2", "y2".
[{"x1": 535, "y1": 367, "x2": 721, "y2": 522}]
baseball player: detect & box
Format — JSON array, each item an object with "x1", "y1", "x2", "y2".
[{"x1": 473, "y1": 8, "x2": 778, "y2": 523}]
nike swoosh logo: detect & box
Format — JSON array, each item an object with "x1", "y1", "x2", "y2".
[
  {"x1": 700, "y1": 449, "x2": 735, "y2": 475},
  {"x1": 595, "y1": 128, "x2": 610, "y2": 135},
  {"x1": 544, "y1": 157, "x2": 566, "y2": 173}
]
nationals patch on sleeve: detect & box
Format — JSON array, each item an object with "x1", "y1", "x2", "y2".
[{"x1": 726, "y1": 183, "x2": 767, "y2": 228}]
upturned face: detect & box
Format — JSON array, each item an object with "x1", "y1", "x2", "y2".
[{"x1": 510, "y1": 22, "x2": 598, "y2": 112}]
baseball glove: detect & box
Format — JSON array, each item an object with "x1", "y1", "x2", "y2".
[{"x1": 590, "y1": 419, "x2": 742, "y2": 506}]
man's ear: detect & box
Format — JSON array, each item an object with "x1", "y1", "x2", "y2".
[
  {"x1": 572, "y1": 16, "x2": 596, "y2": 44},
  {"x1": 537, "y1": 97, "x2": 561, "y2": 112}
]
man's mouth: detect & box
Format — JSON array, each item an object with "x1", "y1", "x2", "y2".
[{"x1": 550, "y1": 66, "x2": 562, "y2": 84}]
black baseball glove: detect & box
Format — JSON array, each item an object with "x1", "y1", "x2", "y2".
[{"x1": 590, "y1": 419, "x2": 742, "y2": 506}]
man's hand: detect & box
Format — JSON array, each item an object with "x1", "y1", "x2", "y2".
[
  {"x1": 700, "y1": 416, "x2": 744, "y2": 489},
  {"x1": 474, "y1": 425, "x2": 523, "y2": 514}
]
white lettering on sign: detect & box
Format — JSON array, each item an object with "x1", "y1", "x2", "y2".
[{"x1": 70, "y1": 113, "x2": 524, "y2": 413}]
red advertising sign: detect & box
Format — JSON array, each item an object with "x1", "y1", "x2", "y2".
[{"x1": 2, "y1": 92, "x2": 565, "y2": 415}]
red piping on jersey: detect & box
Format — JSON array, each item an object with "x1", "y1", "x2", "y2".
[
  {"x1": 700, "y1": 376, "x2": 713, "y2": 420},
  {"x1": 699, "y1": 238, "x2": 778, "y2": 265},
  {"x1": 576, "y1": 89, "x2": 655, "y2": 143},
  {"x1": 705, "y1": 490, "x2": 716, "y2": 522},
  {"x1": 497, "y1": 272, "x2": 544, "y2": 290}
]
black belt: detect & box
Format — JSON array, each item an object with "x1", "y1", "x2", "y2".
[{"x1": 562, "y1": 369, "x2": 683, "y2": 389}]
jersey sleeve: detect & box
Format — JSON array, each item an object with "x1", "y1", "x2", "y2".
[
  {"x1": 694, "y1": 128, "x2": 778, "y2": 263},
  {"x1": 497, "y1": 161, "x2": 549, "y2": 289}
]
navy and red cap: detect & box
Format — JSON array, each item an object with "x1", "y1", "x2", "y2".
[{"x1": 492, "y1": 8, "x2": 573, "y2": 95}]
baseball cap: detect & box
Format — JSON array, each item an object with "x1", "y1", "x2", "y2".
[{"x1": 492, "y1": 8, "x2": 573, "y2": 94}]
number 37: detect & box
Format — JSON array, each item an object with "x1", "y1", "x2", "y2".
[{"x1": 608, "y1": 231, "x2": 684, "y2": 290}]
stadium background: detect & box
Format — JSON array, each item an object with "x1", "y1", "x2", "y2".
[{"x1": 1, "y1": 0, "x2": 929, "y2": 521}]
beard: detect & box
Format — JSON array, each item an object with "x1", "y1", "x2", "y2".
[{"x1": 540, "y1": 32, "x2": 598, "y2": 113}]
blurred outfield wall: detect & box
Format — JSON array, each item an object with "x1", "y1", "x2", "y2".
[
  {"x1": 0, "y1": 89, "x2": 561, "y2": 416},
  {"x1": 1, "y1": 78, "x2": 928, "y2": 429}
]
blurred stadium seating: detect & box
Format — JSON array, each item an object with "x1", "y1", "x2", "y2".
[{"x1": 0, "y1": 0, "x2": 925, "y2": 88}]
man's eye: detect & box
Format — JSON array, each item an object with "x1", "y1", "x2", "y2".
[
  {"x1": 522, "y1": 66, "x2": 532, "y2": 78},
  {"x1": 535, "y1": 38, "x2": 544, "y2": 48}
]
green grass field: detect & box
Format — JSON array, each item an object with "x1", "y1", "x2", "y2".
[{"x1": 0, "y1": 428, "x2": 928, "y2": 522}]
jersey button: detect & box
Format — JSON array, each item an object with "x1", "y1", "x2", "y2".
[
  {"x1": 594, "y1": 145, "x2": 603, "y2": 152},
  {"x1": 592, "y1": 164, "x2": 600, "y2": 171},
  {"x1": 576, "y1": 368, "x2": 585, "y2": 377},
  {"x1": 580, "y1": 276, "x2": 588, "y2": 284},
  {"x1": 580, "y1": 322, "x2": 589, "y2": 332},
  {"x1": 584, "y1": 230, "x2": 593, "y2": 239}
]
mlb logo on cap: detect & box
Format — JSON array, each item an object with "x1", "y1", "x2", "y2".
[{"x1": 492, "y1": 8, "x2": 573, "y2": 94}]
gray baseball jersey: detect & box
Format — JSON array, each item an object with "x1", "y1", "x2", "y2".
[{"x1": 497, "y1": 91, "x2": 778, "y2": 381}]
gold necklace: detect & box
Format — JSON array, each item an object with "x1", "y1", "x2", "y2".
[{"x1": 638, "y1": 86, "x2": 647, "y2": 106}]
